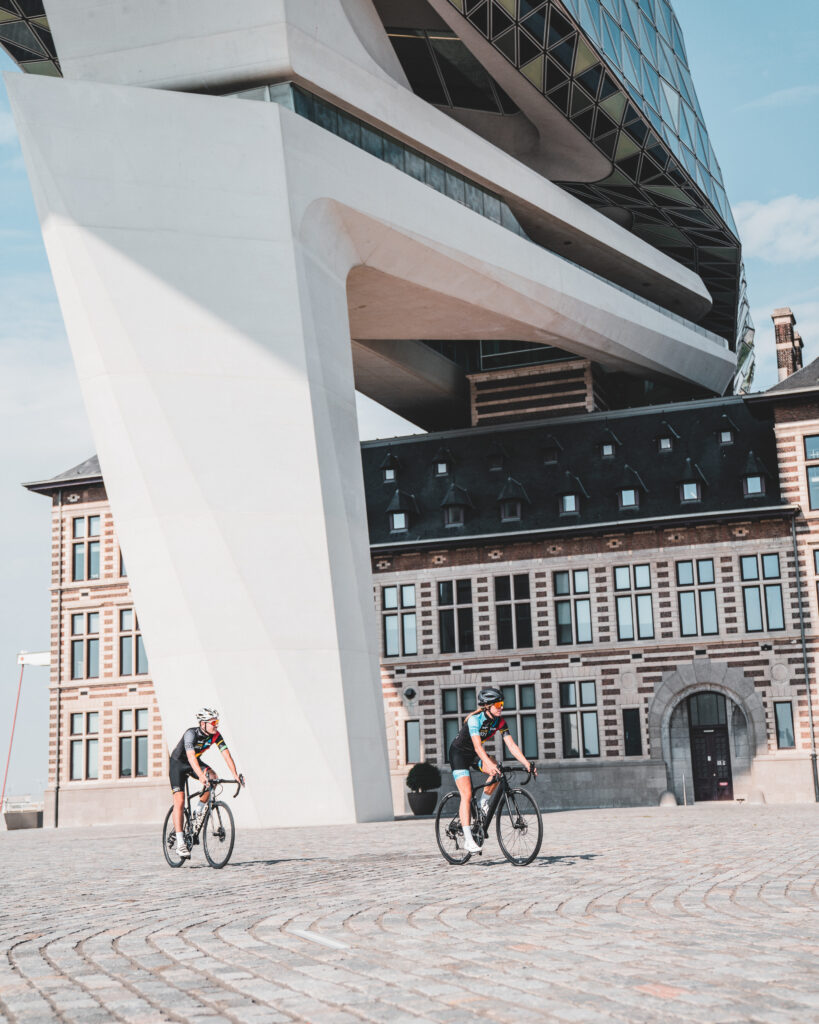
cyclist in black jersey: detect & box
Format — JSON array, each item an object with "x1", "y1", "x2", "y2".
[
  {"x1": 449, "y1": 686, "x2": 536, "y2": 853},
  {"x1": 168, "y1": 707, "x2": 243, "y2": 859}
]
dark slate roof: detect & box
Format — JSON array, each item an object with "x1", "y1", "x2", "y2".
[
  {"x1": 766, "y1": 356, "x2": 819, "y2": 394},
  {"x1": 23, "y1": 455, "x2": 102, "y2": 493},
  {"x1": 362, "y1": 397, "x2": 787, "y2": 546}
]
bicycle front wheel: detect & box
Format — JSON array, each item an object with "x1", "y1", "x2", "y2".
[
  {"x1": 202, "y1": 801, "x2": 236, "y2": 868},
  {"x1": 495, "y1": 788, "x2": 542, "y2": 866},
  {"x1": 434, "y1": 791, "x2": 472, "y2": 865},
  {"x1": 162, "y1": 806, "x2": 187, "y2": 868}
]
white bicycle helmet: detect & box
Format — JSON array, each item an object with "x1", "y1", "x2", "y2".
[{"x1": 196, "y1": 706, "x2": 219, "y2": 723}]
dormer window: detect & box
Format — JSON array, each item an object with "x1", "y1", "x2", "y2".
[
  {"x1": 601, "y1": 443, "x2": 614, "y2": 458},
  {"x1": 619, "y1": 488, "x2": 639, "y2": 509},
  {"x1": 720, "y1": 429, "x2": 734, "y2": 445},
  {"x1": 744, "y1": 475, "x2": 765, "y2": 496},
  {"x1": 390, "y1": 511, "x2": 407, "y2": 532},
  {"x1": 658, "y1": 436, "x2": 673, "y2": 453},
  {"x1": 500, "y1": 500, "x2": 521, "y2": 522},
  {"x1": 444, "y1": 505, "x2": 464, "y2": 527},
  {"x1": 383, "y1": 467, "x2": 396, "y2": 483},
  {"x1": 435, "y1": 461, "x2": 449, "y2": 477},
  {"x1": 560, "y1": 493, "x2": 578, "y2": 515},
  {"x1": 681, "y1": 481, "x2": 701, "y2": 502}
]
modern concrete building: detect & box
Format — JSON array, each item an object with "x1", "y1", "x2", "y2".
[{"x1": 6, "y1": 1, "x2": 753, "y2": 826}]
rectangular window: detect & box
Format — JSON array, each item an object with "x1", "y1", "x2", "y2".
[
  {"x1": 441, "y1": 687, "x2": 475, "y2": 762},
  {"x1": 743, "y1": 587, "x2": 764, "y2": 632},
  {"x1": 561, "y1": 681, "x2": 599, "y2": 758},
  {"x1": 807, "y1": 467, "x2": 819, "y2": 510},
  {"x1": 71, "y1": 639, "x2": 84, "y2": 680},
  {"x1": 804, "y1": 434, "x2": 819, "y2": 461},
  {"x1": 438, "y1": 579, "x2": 474, "y2": 653},
  {"x1": 741, "y1": 554, "x2": 785, "y2": 632},
  {"x1": 554, "y1": 571, "x2": 593, "y2": 645},
  {"x1": 774, "y1": 702, "x2": 795, "y2": 749},
  {"x1": 500, "y1": 683, "x2": 538, "y2": 761},
  {"x1": 494, "y1": 574, "x2": 532, "y2": 649},
  {"x1": 119, "y1": 707, "x2": 150, "y2": 779},
  {"x1": 677, "y1": 559, "x2": 719, "y2": 636},
  {"x1": 85, "y1": 738, "x2": 100, "y2": 779},
  {"x1": 70, "y1": 516, "x2": 103, "y2": 581},
  {"x1": 615, "y1": 564, "x2": 654, "y2": 640},
  {"x1": 70, "y1": 739, "x2": 83, "y2": 780},
  {"x1": 623, "y1": 708, "x2": 642, "y2": 756},
  {"x1": 72, "y1": 544, "x2": 85, "y2": 581},
  {"x1": 405, "y1": 720, "x2": 421, "y2": 764},
  {"x1": 86, "y1": 638, "x2": 99, "y2": 679},
  {"x1": 119, "y1": 609, "x2": 150, "y2": 676},
  {"x1": 70, "y1": 712, "x2": 100, "y2": 780}
]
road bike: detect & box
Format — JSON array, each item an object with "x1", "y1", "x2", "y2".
[
  {"x1": 162, "y1": 776, "x2": 243, "y2": 869},
  {"x1": 435, "y1": 764, "x2": 542, "y2": 866}
]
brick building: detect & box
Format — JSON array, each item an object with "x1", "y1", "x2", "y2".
[{"x1": 26, "y1": 316, "x2": 819, "y2": 825}]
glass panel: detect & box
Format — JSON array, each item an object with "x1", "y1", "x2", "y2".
[
  {"x1": 401, "y1": 585, "x2": 416, "y2": 608},
  {"x1": 740, "y1": 556, "x2": 759, "y2": 580},
  {"x1": 71, "y1": 613, "x2": 83, "y2": 635},
  {"x1": 88, "y1": 515, "x2": 100, "y2": 537},
  {"x1": 521, "y1": 715, "x2": 538, "y2": 758},
  {"x1": 72, "y1": 517, "x2": 85, "y2": 539},
  {"x1": 774, "y1": 702, "x2": 795, "y2": 749},
  {"x1": 614, "y1": 566, "x2": 631, "y2": 590},
  {"x1": 402, "y1": 613, "x2": 417, "y2": 656},
  {"x1": 676, "y1": 561, "x2": 694, "y2": 586},
  {"x1": 579, "y1": 680, "x2": 596, "y2": 706},
  {"x1": 616, "y1": 595, "x2": 634, "y2": 640},
  {"x1": 634, "y1": 564, "x2": 651, "y2": 589},
  {"x1": 70, "y1": 712, "x2": 83, "y2": 735},
  {"x1": 495, "y1": 575, "x2": 511, "y2": 602},
  {"x1": 457, "y1": 607, "x2": 474, "y2": 651},
  {"x1": 520, "y1": 684, "x2": 536, "y2": 709},
  {"x1": 120, "y1": 635, "x2": 133, "y2": 676},
  {"x1": 383, "y1": 467, "x2": 395, "y2": 482},
  {"x1": 561, "y1": 493, "x2": 577, "y2": 513},
  {"x1": 679, "y1": 591, "x2": 697, "y2": 636},
  {"x1": 88, "y1": 541, "x2": 100, "y2": 579},
  {"x1": 383, "y1": 586, "x2": 398, "y2": 609},
  {"x1": 72, "y1": 544, "x2": 85, "y2": 581},
  {"x1": 383, "y1": 135, "x2": 405, "y2": 171},
  {"x1": 496, "y1": 604, "x2": 513, "y2": 649},
  {"x1": 808, "y1": 466, "x2": 819, "y2": 510},
  {"x1": 444, "y1": 718, "x2": 459, "y2": 758},
  {"x1": 391, "y1": 512, "x2": 406, "y2": 531},
  {"x1": 682, "y1": 482, "x2": 699, "y2": 501},
  {"x1": 581, "y1": 711, "x2": 600, "y2": 757},
  {"x1": 515, "y1": 603, "x2": 533, "y2": 648},
  {"x1": 86, "y1": 738, "x2": 99, "y2": 779},
  {"x1": 699, "y1": 590, "x2": 718, "y2": 635},
  {"x1": 136, "y1": 708, "x2": 149, "y2": 731},
  {"x1": 384, "y1": 614, "x2": 399, "y2": 657},
  {"x1": 87, "y1": 612, "x2": 99, "y2": 634},
  {"x1": 136, "y1": 635, "x2": 148, "y2": 675},
  {"x1": 764, "y1": 585, "x2": 785, "y2": 630},
  {"x1": 762, "y1": 554, "x2": 780, "y2": 579},
  {"x1": 623, "y1": 708, "x2": 642, "y2": 756},
  {"x1": 556, "y1": 601, "x2": 572, "y2": 644},
  {"x1": 572, "y1": 570, "x2": 589, "y2": 594},
  {"x1": 514, "y1": 574, "x2": 530, "y2": 599},
  {"x1": 461, "y1": 688, "x2": 477, "y2": 713},
  {"x1": 405, "y1": 721, "x2": 421, "y2": 763},
  {"x1": 575, "y1": 599, "x2": 592, "y2": 643},
  {"x1": 71, "y1": 639, "x2": 83, "y2": 679},
  {"x1": 554, "y1": 571, "x2": 570, "y2": 595},
  {"x1": 561, "y1": 712, "x2": 579, "y2": 758},
  {"x1": 438, "y1": 581, "x2": 453, "y2": 605},
  {"x1": 135, "y1": 735, "x2": 148, "y2": 777},
  {"x1": 439, "y1": 608, "x2": 455, "y2": 652},
  {"x1": 620, "y1": 488, "x2": 638, "y2": 507},
  {"x1": 86, "y1": 638, "x2": 99, "y2": 678},
  {"x1": 803, "y1": 434, "x2": 819, "y2": 460},
  {"x1": 456, "y1": 579, "x2": 472, "y2": 604},
  {"x1": 86, "y1": 711, "x2": 98, "y2": 734},
  {"x1": 814, "y1": 550, "x2": 819, "y2": 575},
  {"x1": 119, "y1": 551, "x2": 127, "y2": 576},
  {"x1": 636, "y1": 593, "x2": 654, "y2": 639},
  {"x1": 390, "y1": 34, "x2": 448, "y2": 106},
  {"x1": 560, "y1": 681, "x2": 576, "y2": 707},
  {"x1": 501, "y1": 685, "x2": 517, "y2": 710},
  {"x1": 743, "y1": 587, "x2": 763, "y2": 632},
  {"x1": 430, "y1": 35, "x2": 501, "y2": 111},
  {"x1": 442, "y1": 688, "x2": 457, "y2": 714},
  {"x1": 70, "y1": 739, "x2": 83, "y2": 780},
  {"x1": 120, "y1": 608, "x2": 133, "y2": 630},
  {"x1": 119, "y1": 736, "x2": 132, "y2": 777},
  {"x1": 745, "y1": 475, "x2": 763, "y2": 495},
  {"x1": 120, "y1": 709, "x2": 132, "y2": 732},
  {"x1": 697, "y1": 559, "x2": 714, "y2": 584}
]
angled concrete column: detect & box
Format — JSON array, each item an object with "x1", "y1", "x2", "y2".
[{"x1": 8, "y1": 75, "x2": 392, "y2": 827}]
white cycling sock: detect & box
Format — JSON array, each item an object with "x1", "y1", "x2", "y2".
[{"x1": 176, "y1": 831, "x2": 185, "y2": 844}]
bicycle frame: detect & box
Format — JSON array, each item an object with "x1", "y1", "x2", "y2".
[{"x1": 471, "y1": 765, "x2": 534, "y2": 837}]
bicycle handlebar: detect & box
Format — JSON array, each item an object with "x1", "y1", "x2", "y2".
[{"x1": 193, "y1": 776, "x2": 244, "y2": 799}]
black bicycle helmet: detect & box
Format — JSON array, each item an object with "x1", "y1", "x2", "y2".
[{"x1": 477, "y1": 686, "x2": 503, "y2": 707}]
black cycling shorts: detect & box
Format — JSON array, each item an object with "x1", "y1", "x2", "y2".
[
  {"x1": 448, "y1": 742, "x2": 481, "y2": 779},
  {"x1": 169, "y1": 757, "x2": 195, "y2": 793}
]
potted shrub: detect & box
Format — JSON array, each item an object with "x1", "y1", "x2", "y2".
[{"x1": 406, "y1": 761, "x2": 442, "y2": 815}]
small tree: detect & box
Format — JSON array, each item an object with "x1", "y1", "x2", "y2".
[{"x1": 406, "y1": 761, "x2": 442, "y2": 793}]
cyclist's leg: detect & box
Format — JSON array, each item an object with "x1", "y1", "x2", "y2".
[
  {"x1": 169, "y1": 758, "x2": 190, "y2": 832},
  {"x1": 196, "y1": 766, "x2": 217, "y2": 813},
  {"x1": 454, "y1": 773, "x2": 473, "y2": 830}
]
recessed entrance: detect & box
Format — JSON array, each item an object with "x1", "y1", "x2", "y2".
[{"x1": 688, "y1": 692, "x2": 733, "y2": 801}]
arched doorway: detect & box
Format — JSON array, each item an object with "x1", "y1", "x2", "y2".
[{"x1": 688, "y1": 692, "x2": 732, "y2": 801}]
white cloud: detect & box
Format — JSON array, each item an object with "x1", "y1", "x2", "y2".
[
  {"x1": 734, "y1": 196, "x2": 819, "y2": 263},
  {"x1": 741, "y1": 84, "x2": 819, "y2": 111}
]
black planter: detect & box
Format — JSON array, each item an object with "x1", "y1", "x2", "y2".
[{"x1": 407, "y1": 791, "x2": 438, "y2": 816}]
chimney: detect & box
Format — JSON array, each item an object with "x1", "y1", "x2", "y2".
[{"x1": 772, "y1": 307, "x2": 803, "y2": 381}]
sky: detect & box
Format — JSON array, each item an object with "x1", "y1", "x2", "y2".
[{"x1": 1, "y1": 2, "x2": 818, "y2": 798}]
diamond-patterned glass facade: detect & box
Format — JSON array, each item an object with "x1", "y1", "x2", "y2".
[
  {"x1": 0, "y1": 1, "x2": 59, "y2": 77},
  {"x1": 437, "y1": 0, "x2": 753, "y2": 387}
]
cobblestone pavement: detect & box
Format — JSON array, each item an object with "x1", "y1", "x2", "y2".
[{"x1": 1, "y1": 804, "x2": 818, "y2": 1023}]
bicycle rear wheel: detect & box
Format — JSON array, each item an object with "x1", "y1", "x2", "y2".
[
  {"x1": 495, "y1": 788, "x2": 542, "y2": 865},
  {"x1": 202, "y1": 801, "x2": 236, "y2": 868},
  {"x1": 434, "y1": 791, "x2": 472, "y2": 864},
  {"x1": 162, "y1": 806, "x2": 188, "y2": 868}
]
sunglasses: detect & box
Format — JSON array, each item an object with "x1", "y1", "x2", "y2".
[
  {"x1": 206, "y1": 719, "x2": 219, "y2": 727},
  {"x1": 491, "y1": 701, "x2": 504, "y2": 709}
]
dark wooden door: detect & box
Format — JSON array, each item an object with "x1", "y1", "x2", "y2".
[{"x1": 690, "y1": 727, "x2": 733, "y2": 801}]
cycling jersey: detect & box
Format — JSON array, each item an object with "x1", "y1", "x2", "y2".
[
  {"x1": 451, "y1": 710, "x2": 509, "y2": 755},
  {"x1": 170, "y1": 726, "x2": 228, "y2": 764}
]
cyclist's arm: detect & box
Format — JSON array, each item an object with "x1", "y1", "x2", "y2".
[
  {"x1": 185, "y1": 747, "x2": 209, "y2": 784},
  {"x1": 221, "y1": 746, "x2": 241, "y2": 783},
  {"x1": 502, "y1": 733, "x2": 537, "y2": 774},
  {"x1": 470, "y1": 734, "x2": 500, "y2": 776}
]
